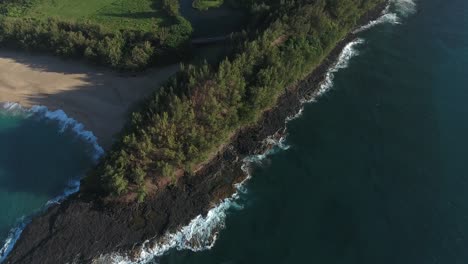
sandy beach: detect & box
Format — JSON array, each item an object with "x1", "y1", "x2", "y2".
[{"x1": 0, "y1": 50, "x2": 179, "y2": 149}]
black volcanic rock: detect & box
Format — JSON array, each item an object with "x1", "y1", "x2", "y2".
[{"x1": 5, "y1": 3, "x2": 388, "y2": 263}]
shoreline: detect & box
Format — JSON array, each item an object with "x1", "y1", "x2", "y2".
[
  {"x1": 3, "y1": 2, "x2": 389, "y2": 263},
  {"x1": 0, "y1": 50, "x2": 179, "y2": 149}
]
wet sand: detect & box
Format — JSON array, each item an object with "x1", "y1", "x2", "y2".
[{"x1": 0, "y1": 50, "x2": 179, "y2": 149}]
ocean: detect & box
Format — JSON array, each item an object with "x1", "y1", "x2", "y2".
[
  {"x1": 155, "y1": 0, "x2": 468, "y2": 263},
  {"x1": 0, "y1": 104, "x2": 100, "y2": 260},
  {"x1": 2, "y1": 0, "x2": 468, "y2": 263}
]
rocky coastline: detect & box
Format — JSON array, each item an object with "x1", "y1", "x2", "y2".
[{"x1": 4, "y1": 2, "x2": 388, "y2": 263}]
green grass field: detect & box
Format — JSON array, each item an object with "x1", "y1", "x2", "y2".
[
  {"x1": 192, "y1": 0, "x2": 223, "y2": 10},
  {"x1": 13, "y1": 0, "x2": 174, "y2": 31}
]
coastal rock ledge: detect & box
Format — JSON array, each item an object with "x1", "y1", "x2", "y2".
[{"x1": 5, "y1": 3, "x2": 387, "y2": 263}]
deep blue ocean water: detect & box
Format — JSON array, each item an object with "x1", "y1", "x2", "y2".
[
  {"x1": 158, "y1": 0, "x2": 468, "y2": 263},
  {"x1": 1, "y1": 0, "x2": 468, "y2": 262},
  {"x1": 0, "y1": 108, "x2": 95, "y2": 259}
]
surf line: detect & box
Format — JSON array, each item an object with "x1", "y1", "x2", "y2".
[
  {"x1": 0, "y1": 102, "x2": 104, "y2": 263},
  {"x1": 96, "y1": 15, "x2": 389, "y2": 264},
  {"x1": 3, "y1": 1, "x2": 417, "y2": 260}
]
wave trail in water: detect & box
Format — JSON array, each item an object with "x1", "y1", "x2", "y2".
[
  {"x1": 393, "y1": 0, "x2": 417, "y2": 16},
  {"x1": 94, "y1": 135, "x2": 289, "y2": 264},
  {"x1": 0, "y1": 102, "x2": 104, "y2": 263},
  {"x1": 30, "y1": 105, "x2": 104, "y2": 161},
  {"x1": 354, "y1": 0, "x2": 417, "y2": 33},
  {"x1": 96, "y1": 21, "x2": 379, "y2": 264},
  {"x1": 300, "y1": 38, "x2": 365, "y2": 104},
  {"x1": 92, "y1": 1, "x2": 420, "y2": 261},
  {"x1": 3, "y1": 0, "x2": 419, "y2": 262}
]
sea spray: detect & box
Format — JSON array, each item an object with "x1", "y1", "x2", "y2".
[
  {"x1": 95, "y1": 2, "x2": 415, "y2": 262},
  {"x1": 93, "y1": 135, "x2": 289, "y2": 264},
  {"x1": 393, "y1": 0, "x2": 417, "y2": 16},
  {"x1": 30, "y1": 106, "x2": 104, "y2": 161},
  {"x1": 300, "y1": 38, "x2": 366, "y2": 105},
  {"x1": 0, "y1": 220, "x2": 26, "y2": 263},
  {"x1": 3, "y1": 0, "x2": 417, "y2": 261},
  {"x1": 0, "y1": 103, "x2": 103, "y2": 161},
  {"x1": 100, "y1": 22, "x2": 366, "y2": 260},
  {"x1": 318, "y1": 38, "x2": 365, "y2": 97},
  {"x1": 0, "y1": 102, "x2": 104, "y2": 263},
  {"x1": 353, "y1": 5, "x2": 400, "y2": 34}
]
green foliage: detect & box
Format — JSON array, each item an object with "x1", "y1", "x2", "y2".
[
  {"x1": 84, "y1": 0, "x2": 384, "y2": 198},
  {"x1": 162, "y1": 0, "x2": 180, "y2": 17},
  {"x1": 192, "y1": 0, "x2": 224, "y2": 11},
  {"x1": 1, "y1": 0, "x2": 173, "y2": 31},
  {"x1": 137, "y1": 187, "x2": 147, "y2": 203},
  {"x1": 0, "y1": 0, "x2": 192, "y2": 69}
]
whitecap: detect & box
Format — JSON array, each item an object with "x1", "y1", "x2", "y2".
[
  {"x1": 0, "y1": 102, "x2": 104, "y2": 263},
  {"x1": 353, "y1": 5, "x2": 401, "y2": 34},
  {"x1": 0, "y1": 220, "x2": 27, "y2": 263},
  {"x1": 29, "y1": 106, "x2": 104, "y2": 161},
  {"x1": 94, "y1": 134, "x2": 290, "y2": 264},
  {"x1": 393, "y1": 0, "x2": 417, "y2": 17},
  {"x1": 3, "y1": 0, "x2": 421, "y2": 261},
  {"x1": 353, "y1": 0, "x2": 417, "y2": 34},
  {"x1": 99, "y1": 27, "x2": 371, "y2": 264},
  {"x1": 300, "y1": 38, "x2": 365, "y2": 104}
]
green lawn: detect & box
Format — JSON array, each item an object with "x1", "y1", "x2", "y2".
[
  {"x1": 19, "y1": 0, "x2": 173, "y2": 31},
  {"x1": 192, "y1": 0, "x2": 223, "y2": 11}
]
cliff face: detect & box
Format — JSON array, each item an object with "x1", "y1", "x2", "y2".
[{"x1": 4, "y1": 3, "x2": 387, "y2": 263}]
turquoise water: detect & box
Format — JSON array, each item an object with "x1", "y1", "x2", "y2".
[
  {"x1": 0, "y1": 107, "x2": 96, "y2": 257},
  {"x1": 159, "y1": 0, "x2": 468, "y2": 263}
]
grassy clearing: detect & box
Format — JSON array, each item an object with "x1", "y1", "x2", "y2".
[
  {"x1": 192, "y1": 0, "x2": 223, "y2": 11},
  {"x1": 0, "y1": 0, "x2": 192, "y2": 69},
  {"x1": 8, "y1": 0, "x2": 175, "y2": 31}
]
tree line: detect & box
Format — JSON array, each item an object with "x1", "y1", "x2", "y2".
[
  {"x1": 0, "y1": 0, "x2": 192, "y2": 70},
  {"x1": 83, "y1": 0, "x2": 385, "y2": 201}
]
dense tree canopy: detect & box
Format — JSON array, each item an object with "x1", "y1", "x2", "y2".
[
  {"x1": 0, "y1": 0, "x2": 192, "y2": 70},
  {"x1": 83, "y1": 0, "x2": 385, "y2": 200}
]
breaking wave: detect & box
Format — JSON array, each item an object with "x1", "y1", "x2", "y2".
[
  {"x1": 393, "y1": 0, "x2": 417, "y2": 16},
  {"x1": 353, "y1": 6, "x2": 400, "y2": 34},
  {"x1": 95, "y1": 1, "x2": 420, "y2": 262},
  {"x1": 95, "y1": 36, "x2": 367, "y2": 264},
  {"x1": 311, "y1": 38, "x2": 365, "y2": 100},
  {"x1": 29, "y1": 105, "x2": 104, "y2": 160},
  {"x1": 2, "y1": 0, "x2": 418, "y2": 262},
  {"x1": 0, "y1": 102, "x2": 104, "y2": 263},
  {"x1": 95, "y1": 134, "x2": 289, "y2": 264},
  {"x1": 354, "y1": 0, "x2": 416, "y2": 34}
]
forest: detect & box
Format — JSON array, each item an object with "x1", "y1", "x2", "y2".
[
  {"x1": 0, "y1": 0, "x2": 191, "y2": 70},
  {"x1": 82, "y1": 0, "x2": 385, "y2": 201}
]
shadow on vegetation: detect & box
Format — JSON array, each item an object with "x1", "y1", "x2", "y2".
[{"x1": 0, "y1": 49, "x2": 179, "y2": 149}]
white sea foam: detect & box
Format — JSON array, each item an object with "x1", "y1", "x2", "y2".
[
  {"x1": 353, "y1": 7, "x2": 400, "y2": 34},
  {"x1": 94, "y1": 8, "x2": 387, "y2": 264},
  {"x1": 100, "y1": 185, "x2": 248, "y2": 264},
  {"x1": 0, "y1": 102, "x2": 104, "y2": 263},
  {"x1": 393, "y1": 0, "x2": 416, "y2": 16},
  {"x1": 0, "y1": 220, "x2": 26, "y2": 263},
  {"x1": 298, "y1": 38, "x2": 365, "y2": 105},
  {"x1": 353, "y1": 0, "x2": 417, "y2": 33},
  {"x1": 3, "y1": 0, "x2": 420, "y2": 262},
  {"x1": 29, "y1": 105, "x2": 104, "y2": 161},
  {"x1": 94, "y1": 134, "x2": 289, "y2": 264},
  {"x1": 119, "y1": 1, "x2": 420, "y2": 261}
]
